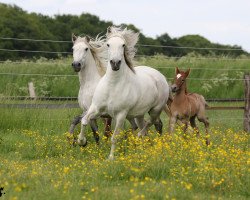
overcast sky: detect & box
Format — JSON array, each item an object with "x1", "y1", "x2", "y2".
[{"x1": 2, "y1": 0, "x2": 250, "y2": 51}]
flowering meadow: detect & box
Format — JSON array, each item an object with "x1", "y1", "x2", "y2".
[
  {"x1": 0, "y1": 125, "x2": 249, "y2": 199},
  {"x1": 0, "y1": 56, "x2": 249, "y2": 199}
]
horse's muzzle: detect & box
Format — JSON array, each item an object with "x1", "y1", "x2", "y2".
[
  {"x1": 72, "y1": 62, "x2": 82, "y2": 72},
  {"x1": 171, "y1": 84, "x2": 179, "y2": 93},
  {"x1": 110, "y1": 60, "x2": 121, "y2": 71}
]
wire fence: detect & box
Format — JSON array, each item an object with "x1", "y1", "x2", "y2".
[
  {"x1": 0, "y1": 37, "x2": 248, "y2": 104},
  {"x1": 0, "y1": 72, "x2": 246, "y2": 81},
  {"x1": 0, "y1": 36, "x2": 245, "y2": 51}
]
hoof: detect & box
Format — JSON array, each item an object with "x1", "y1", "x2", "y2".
[
  {"x1": 81, "y1": 118, "x2": 88, "y2": 126},
  {"x1": 77, "y1": 138, "x2": 87, "y2": 147},
  {"x1": 206, "y1": 140, "x2": 210, "y2": 146},
  {"x1": 108, "y1": 154, "x2": 114, "y2": 161}
]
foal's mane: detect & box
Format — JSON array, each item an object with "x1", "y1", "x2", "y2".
[
  {"x1": 106, "y1": 26, "x2": 139, "y2": 72},
  {"x1": 75, "y1": 36, "x2": 107, "y2": 76}
]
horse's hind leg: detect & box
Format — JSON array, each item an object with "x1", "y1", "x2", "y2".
[
  {"x1": 135, "y1": 117, "x2": 147, "y2": 137},
  {"x1": 190, "y1": 115, "x2": 200, "y2": 137},
  {"x1": 89, "y1": 119, "x2": 100, "y2": 145},
  {"x1": 128, "y1": 118, "x2": 138, "y2": 131},
  {"x1": 137, "y1": 109, "x2": 161, "y2": 137},
  {"x1": 197, "y1": 116, "x2": 210, "y2": 145},
  {"x1": 154, "y1": 118, "x2": 163, "y2": 135},
  {"x1": 104, "y1": 118, "x2": 112, "y2": 138}
]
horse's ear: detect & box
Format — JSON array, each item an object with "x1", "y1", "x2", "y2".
[
  {"x1": 72, "y1": 33, "x2": 77, "y2": 43},
  {"x1": 107, "y1": 26, "x2": 112, "y2": 34},
  {"x1": 85, "y1": 35, "x2": 90, "y2": 43},
  {"x1": 185, "y1": 68, "x2": 191, "y2": 77},
  {"x1": 176, "y1": 67, "x2": 180, "y2": 74}
]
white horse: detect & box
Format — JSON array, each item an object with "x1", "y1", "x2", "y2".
[
  {"x1": 69, "y1": 34, "x2": 110, "y2": 144},
  {"x1": 79, "y1": 27, "x2": 170, "y2": 159}
]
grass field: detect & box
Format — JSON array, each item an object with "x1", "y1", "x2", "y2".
[
  {"x1": 0, "y1": 56, "x2": 249, "y2": 199},
  {"x1": 0, "y1": 100, "x2": 249, "y2": 199},
  {"x1": 0, "y1": 55, "x2": 249, "y2": 98}
]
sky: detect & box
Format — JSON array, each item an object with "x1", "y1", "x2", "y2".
[{"x1": 2, "y1": 0, "x2": 250, "y2": 51}]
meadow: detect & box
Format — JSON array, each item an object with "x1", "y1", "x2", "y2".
[{"x1": 0, "y1": 56, "x2": 249, "y2": 199}]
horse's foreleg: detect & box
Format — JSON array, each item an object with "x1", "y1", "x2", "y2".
[
  {"x1": 104, "y1": 118, "x2": 112, "y2": 138},
  {"x1": 78, "y1": 105, "x2": 100, "y2": 147},
  {"x1": 78, "y1": 121, "x2": 88, "y2": 147},
  {"x1": 69, "y1": 115, "x2": 82, "y2": 134},
  {"x1": 108, "y1": 113, "x2": 126, "y2": 160},
  {"x1": 89, "y1": 119, "x2": 100, "y2": 145}
]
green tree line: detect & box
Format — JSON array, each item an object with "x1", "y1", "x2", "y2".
[{"x1": 0, "y1": 3, "x2": 248, "y2": 60}]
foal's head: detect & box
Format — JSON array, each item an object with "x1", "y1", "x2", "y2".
[
  {"x1": 171, "y1": 67, "x2": 190, "y2": 93},
  {"x1": 71, "y1": 34, "x2": 91, "y2": 72}
]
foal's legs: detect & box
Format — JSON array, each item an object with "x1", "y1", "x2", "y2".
[
  {"x1": 169, "y1": 115, "x2": 177, "y2": 135},
  {"x1": 197, "y1": 115, "x2": 210, "y2": 145},
  {"x1": 190, "y1": 116, "x2": 200, "y2": 136}
]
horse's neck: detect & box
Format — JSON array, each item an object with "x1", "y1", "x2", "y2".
[
  {"x1": 174, "y1": 85, "x2": 187, "y2": 103},
  {"x1": 78, "y1": 54, "x2": 101, "y2": 86},
  {"x1": 106, "y1": 62, "x2": 133, "y2": 83}
]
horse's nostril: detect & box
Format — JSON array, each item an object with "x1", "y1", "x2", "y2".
[
  {"x1": 72, "y1": 63, "x2": 74, "y2": 67},
  {"x1": 118, "y1": 60, "x2": 121, "y2": 64},
  {"x1": 77, "y1": 63, "x2": 81, "y2": 67}
]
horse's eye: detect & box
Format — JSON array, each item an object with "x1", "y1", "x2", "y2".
[
  {"x1": 122, "y1": 44, "x2": 125, "y2": 47},
  {"x1": 107, "y1": 44, "x2": 110, "y2": 47},
  {"x1": 182, "y1": 80, "x2": 185, "y2": 82},
  {"x1": 85, "y1": 48, "x2": 88, "y2": 51}
]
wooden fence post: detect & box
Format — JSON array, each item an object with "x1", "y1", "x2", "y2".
[
  {"x1": 244, "y1": 74, "x2": 250, "y2": 132},
  {"x1": 28, "y1": 82, "x2": 36, "y2": 100}
]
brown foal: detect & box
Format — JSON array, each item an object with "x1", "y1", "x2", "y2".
[{"x1": 169, "y1": 67, "x2": 210, "y2": 145}]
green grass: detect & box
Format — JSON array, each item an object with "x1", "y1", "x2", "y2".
[
  {"x1": 0, "y1": 55, "x2": 249, "y2": 98},
  {"x1": 0, "y1": 56, "x2": 249, "y2": 199},
  {"x1": 0, "y1": 104, "x2": 249, "y2": 199}
]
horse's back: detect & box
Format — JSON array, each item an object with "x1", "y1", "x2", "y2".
[
  {"x1": 135, "y1": 66, "x2": 169, "y2": 105},
  {"x1": 187, "y1": 93, "x2": 207, "y2": 110}
]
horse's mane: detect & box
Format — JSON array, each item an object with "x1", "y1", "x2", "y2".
[
  {"x1": 75, "y1": 36, "x2": 107, "y2": 76},
  {"x1": 106, "y1": 26, "x2": 139, "y2": 72}
]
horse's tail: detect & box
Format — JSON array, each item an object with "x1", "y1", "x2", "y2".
[
  {"x1": 199, "y1": 95, "x2": 209, "y2": 109},
  {"x1": 164, "y1": 88, "x2": 173, "y2": 117}
]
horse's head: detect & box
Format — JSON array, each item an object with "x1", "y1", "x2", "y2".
[
  {"x1": 106, "y1": 35, "x2": 125, "y2": 71},
  {"x1": 71, "y1": 34, "x2": 91, "y2": 72},
  {"x1": 106, "y1": 26, "x2": 139, "y2": 72},
  {"x1": 171, "y1": 67, "x2": 190, "y2": 93}
]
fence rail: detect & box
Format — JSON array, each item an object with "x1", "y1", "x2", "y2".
[
  {"x1": 0, "y1": 103, "x2": 245, "y2": 110},
  {"x1": 0, "y1": 96, "x2": 247, "y2": 102}
]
